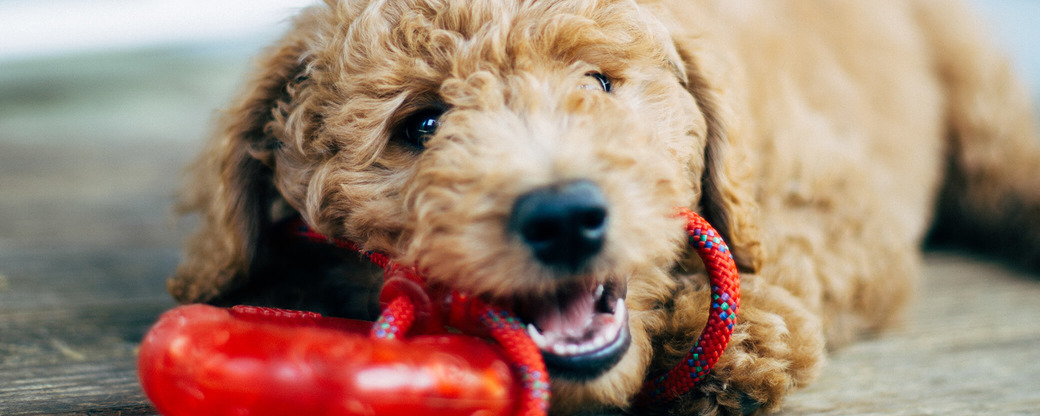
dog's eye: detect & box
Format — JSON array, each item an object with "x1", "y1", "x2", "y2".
[
  {"x1": 400, "y1": 109, "x2": 444, "y2": 149},
  {"x1": 584, "y1": 72, "x2": 612, "y2": 93}
]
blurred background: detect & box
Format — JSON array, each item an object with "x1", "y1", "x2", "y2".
[
  {"x1": 0, "y1": 0, "x2": 314, "y2": 255},
  {"x1": 0, "y1": 1, "x2": 1038, "y2": 414}
]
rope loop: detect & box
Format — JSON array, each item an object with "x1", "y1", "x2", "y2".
[{"x1": 636, "y1": 208, "x2": 741, "y2": 405}]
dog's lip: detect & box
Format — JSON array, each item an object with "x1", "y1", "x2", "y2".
[{"x1": 512, "y1": 278, "x2": 630, "y2": 379}]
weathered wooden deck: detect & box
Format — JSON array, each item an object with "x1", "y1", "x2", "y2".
[{"x1": 2, "y1": 45, "x2": 1039, "y2": 416}]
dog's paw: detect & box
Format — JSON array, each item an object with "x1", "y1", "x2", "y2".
[
  {"x1": 664, "y1": 377, "x2": 763, "y2": 416},
  {"x1": 652, "y1": 279, "x2": 825, "y2": 415}
]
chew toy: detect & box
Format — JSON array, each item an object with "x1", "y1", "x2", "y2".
[
  {"x1": 138, "y1": 208, "x2": 739, "y2": 415},
  {"x1": 138, "y1": 305, "x2": 518, "y2": 416}
]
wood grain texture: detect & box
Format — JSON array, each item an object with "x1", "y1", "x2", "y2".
[{"x1": 782, "y1": 255, "x2": 1040, "y2": 415}]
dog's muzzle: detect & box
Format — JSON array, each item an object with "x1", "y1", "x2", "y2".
[{"x1": 509, "y1": 180, "x2": 630, "y2": 380}]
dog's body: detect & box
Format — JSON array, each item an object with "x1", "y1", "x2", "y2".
[{"x1": 170, "y1": 0, "x2": 1040, "y2": 414}]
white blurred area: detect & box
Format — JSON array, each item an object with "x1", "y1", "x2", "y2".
[
  {"x1": 0, "y1": 0, "x2": 316, "y2": 61},
  {"x1": 0, "y1": 0, "x2": 1036, "y2": 69},
  {"x1": 973, "y1": 0, "x2": 1040, "y2": 86}
]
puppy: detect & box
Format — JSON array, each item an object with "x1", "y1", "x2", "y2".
[{"x1": 169, "y1": 0, "x2": 1040, "y2": 414}]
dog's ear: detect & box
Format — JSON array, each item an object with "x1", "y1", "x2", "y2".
[
  {"x1": 167, "y1": 25, "x2": 311, "y2": 303},
  {"x1": 672, "y1": 44, "x2": 764, "y2": 274}
]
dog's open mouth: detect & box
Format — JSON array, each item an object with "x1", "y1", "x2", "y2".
[{"x1": 513, "y1": 278, "x2": 630, "y2": 380}]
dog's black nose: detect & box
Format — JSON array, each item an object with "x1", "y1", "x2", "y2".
[{"x1": 510, "y1": 180, "x2": 609, "y2": 272}]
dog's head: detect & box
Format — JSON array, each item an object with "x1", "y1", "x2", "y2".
[{"x1": 171, "y1": 0, "x2": 760, "y2": 408}]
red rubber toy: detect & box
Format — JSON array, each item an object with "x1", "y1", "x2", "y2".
[{"x1": 138, "y1": 304, "x2": 518, "y2": 416}]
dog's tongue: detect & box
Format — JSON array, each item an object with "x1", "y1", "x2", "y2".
[
  {"x1": 534, "y1": 289, "x2": 597, "y2": 339},
  {"x1": 527, "y1": 282, "x2": 625, "y2": 346}
]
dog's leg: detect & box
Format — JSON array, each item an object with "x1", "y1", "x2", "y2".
[
  {"x1": 650, "y1": 203, "x2": 925, "y2": 415},
  {"x1": 920, "y1": 1, "x2": 1040, "y2": 271}
]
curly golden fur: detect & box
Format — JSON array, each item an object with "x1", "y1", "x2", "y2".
[{"x1": 170, "y1": 0, "x2": 1040, "y2": 414}]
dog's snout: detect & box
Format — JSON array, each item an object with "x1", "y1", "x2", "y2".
[{"x1": 510, "y1": 180, "x2": 609, "y2": 272}]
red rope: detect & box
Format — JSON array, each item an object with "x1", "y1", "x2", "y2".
[
  {"x1": 371, "y1": 296, "x2": 415, "y2": 340},
  {"x1": 292, "y1": 221, "x2": 390, "y2": 268},
  {"x1": 288, "y1": 207, "x2": 739, "y2": 414},
  {"x1": 636, "y1": 208, "x2": 740, "y2": 405},
  {"x1": 476, "y1": 303, "x2": 551, "y2": 416},
  {"x1": 363, "y1": 263, "x2": 550, "y2": 416}
]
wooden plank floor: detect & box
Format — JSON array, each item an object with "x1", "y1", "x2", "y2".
[
  {"x1": 782, "y1": 255, "x2": 1040, "y2": 415},
  {"x1": 2, "y1": 48, "x2": 1039, "y2": 416},
  {"x1": 0, "y1": 141, "x2": 183, "y2": 416}
]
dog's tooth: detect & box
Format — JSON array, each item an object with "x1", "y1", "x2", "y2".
[
  {"x1": 601, "y1": 325, "x2": 614, "y2": 344},
  {"x1": 527, "y1": 324, "x2": 549, "y2": 348},
  {"x1": 553, "y1": 343, "x2": 567, "y2": 356},
  {"x1": 602, "y1": 320, "x2": 621, "y2": 344},
  {"x1": 594, "y1": 284, "x2": 604, "y2": 300},
  {"x1": 566, "y1": 344, "x2": 579, "y2": 355}
]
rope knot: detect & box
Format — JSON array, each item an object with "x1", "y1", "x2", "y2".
[{"x1": 377, "y1": 264, "x2": 440, "y2": 336}]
